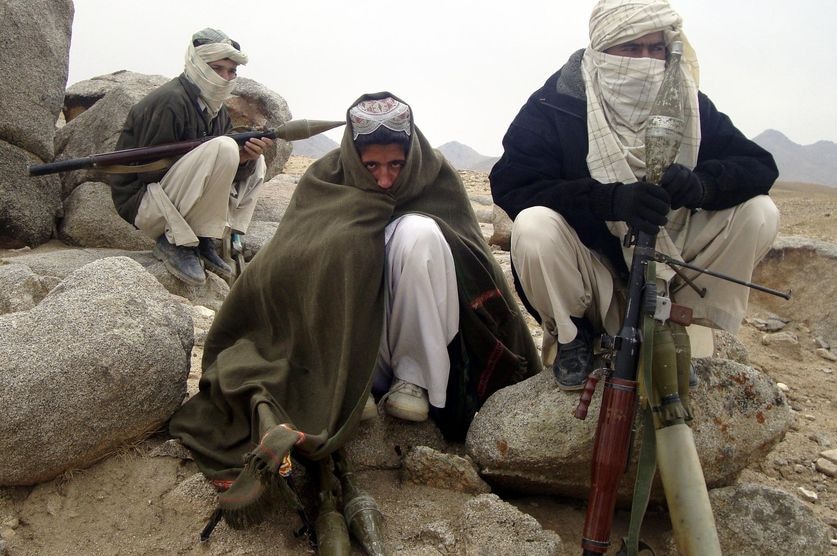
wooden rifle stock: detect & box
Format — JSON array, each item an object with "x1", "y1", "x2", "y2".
[
  {"x1": 27, "y1": 119, "x2": 345, "y2": 177},
  {"x1": 580, "y1": 232, "x2": 656, "y2": 555}
]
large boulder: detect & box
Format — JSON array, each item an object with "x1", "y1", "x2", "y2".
[
  {"x1": 0, "y1": 141, "x2": 62, "y2": 248},
  {"x1": 466, "y1": 359, "x2": 791, "y2": 501},
  {"x1": 710, "y1": 482, "x2": 833, "y2": 555},
  {"x1": 0, "y1": 257, "x2": 193, "y2": 485},
  {"x1": 59, "y1": 181, "x2": 153, "y2": 250},
  {"x1": 0, "y1": 0, "x2": 73, "y2": 162}
]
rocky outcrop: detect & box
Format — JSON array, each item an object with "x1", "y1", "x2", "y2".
[
  {"x1": 752, "y1": 235, "x2": 837, "y2": 350},
  {"x1": 710, "y1": 482, "x2": 833, "y2": 555},
  {"x1": 0, "y1": 0, "x2": 73, "y2": 248},
  {"x1": 0, "y1": 0, "x2": 73, "y2": 162},
  {"x1": 0, "y1": 257, "x2": 193, "y2": 486},
  {"x1": 59, "y1": 181, "x2": 153, "y2": 250},
  {"x1": 0, "y1": 247, "x2": 229, "y2": 312},
  {"x1": 466, "y1": 359, "x2": 791, "y2": 501}
]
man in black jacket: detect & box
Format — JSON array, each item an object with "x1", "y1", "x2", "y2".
[
  {"x1": 490, "y1": 0, "x2": 779, "y2": 390},
  {"x1": 110, "y1": 28, "x2": 272, "y2": 286}
]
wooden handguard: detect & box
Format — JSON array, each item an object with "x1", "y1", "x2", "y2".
[{"x1": 581, "y1": 376, "x2": 639, "y2": 554}]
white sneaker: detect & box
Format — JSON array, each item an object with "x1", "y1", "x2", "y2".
[
  {"x1": 384, "y1": 379, "x2": 429, "y2": 422},
  {"x1": 361, "y1": 395, "x2": 378, "y2": 421}
]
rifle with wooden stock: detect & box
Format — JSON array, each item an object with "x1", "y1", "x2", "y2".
[
  {"x1": 27, "y1": 119, "x2": 345, "y2": 177},
  {"x1": 574, "y1": 42, "x2": 790, "y2": 556}
]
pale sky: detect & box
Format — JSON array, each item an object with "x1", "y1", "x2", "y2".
[{"x1": 67, "y1": 0, "x2": 837, "y2": 157}]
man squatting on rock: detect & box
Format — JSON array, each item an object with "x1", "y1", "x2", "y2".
[
  {"x1": 109, "y1": 28, "x2": 273, "y2": 286},
  {"x1": 170, "y1": 94, "x2": 539, "y2": 504},
  {"x1": 490, "y1": 0, "x2": 780, "y2": 390}
]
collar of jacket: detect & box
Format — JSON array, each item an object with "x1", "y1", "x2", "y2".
[
  {"x1": 177, "y1": 73, "x2": 215, "y2": 126},
  {"x1": 538, "y1": 49, "x2": 587, "y2": 121}
]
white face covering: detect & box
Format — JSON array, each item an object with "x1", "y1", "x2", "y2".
[{"x1": 183, "y1": 40, "x2": 248, "y2": 117}]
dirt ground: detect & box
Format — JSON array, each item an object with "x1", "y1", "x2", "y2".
[{"x1": 1, "y1": 163, "x2": 836, "y2": 555}]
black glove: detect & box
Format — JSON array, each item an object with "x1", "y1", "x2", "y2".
[
  {"x1": 611, "y1": 182, "x2": 670, "y2": 234},
  {"x1": 660, "y1": 163, "x2": 705, "y2": 210}
]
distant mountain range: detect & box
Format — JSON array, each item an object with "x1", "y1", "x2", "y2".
[
  {"x1": 752, "y1": 130, "x2": 837, "y2": 187},
  {"x1": 291, "y1": 129, "x2": 837, "y2": 188}
]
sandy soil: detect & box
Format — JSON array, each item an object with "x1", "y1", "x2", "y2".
[{"x1": 1, "y1": 163, "x2": 835, "y2": 555}]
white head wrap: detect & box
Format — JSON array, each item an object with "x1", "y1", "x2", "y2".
[
  {"x1": 581, "y1": 0, "x2": 702, "y2": 276},
  {"x1": 183, "y1": 28, "x2": 248, "y2": 117},
  {"x1": 349, "y1": 97, "x2": 412, "y2": 140},
  {"x1": 581, "y1": 0, "x2": 700, "y2": 185}
]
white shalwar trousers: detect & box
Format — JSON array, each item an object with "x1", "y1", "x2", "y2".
[
  {"x1": 134, "y1": 136, "x2": 267, "y2": 247},
  {"x1": 373, "y1": 214, "x2": 459, "y2": 408},
  {"x1": 511, "y1": 195, "x2": 779, "y2": 352}
]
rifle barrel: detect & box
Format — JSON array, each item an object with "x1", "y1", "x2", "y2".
[{"x1": 27, "y1": 118, "x2": 345, "y2": 177}]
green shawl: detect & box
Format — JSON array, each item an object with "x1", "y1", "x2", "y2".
[{"x1": 169, "y1": 92, "x2": 540, "y2": 485}]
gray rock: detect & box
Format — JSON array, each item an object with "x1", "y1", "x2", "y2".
[
  {"x1": 489, "y1": 205, "x2": 513, "y2": 251},
  {"x1": 0, "y1": 0, "x2": 73, "y2": 161},
  {"x1": 241, "y1": 221, "x2": 279, "y2": 261},
  {"x1": 62, "y1": 70, "x2": 169, "y2": 122},
  {"x1": 251, "y1": 173, "x2": 297, "y2": 223},
  {"x1": 402, "y1": 446, "x2": 491, "y2": 494},
  {"x1": 0, "y1": 141, "x2": 62, "y2": 248},
  {"x1": 229, "y1": 77, "x2": 293, "y2": 181},
  {"x1": 0, "y1": 264, "x2": 58, "y2": 315},
  {"x1": 712, "y1": 329, "x2": 749, "y2": 364},
  {"x1": 459, "y1": 493, "x2": 562, "y2": 555},
  {"x1": 710, "y1": 483, "x2": 832, "y2": 555},
  {"x1": 344, "y1": 415, "x2": 449, "y2": 471},
  {"x1": 1, "y1": 247, "x2": 229, "y2": 312},
  {"x1": 58, "y1": 181, "x2": 154, "y2": 250},
  {"x1": 0, "y1": 257, "x2": 193, "y2": 486},
  {"x1": 466, "y1": 359, "x2": 791, "y2": 501},
  {"x1": 753, "y1": 235, "x2": 837, "y2": 349}
]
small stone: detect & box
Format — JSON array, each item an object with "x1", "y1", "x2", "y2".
[
  {"x1": 0, "y1": 518, "x2": 16, "y2": 530},
  {"x1": 777, "y1": 382, "x2": 790, "y2": 392},
  {"x1": 794, "y1": 464, "x2": 807, "y2": 474},
  {"x1": 817, "y1": 458, "x2": 837, "y2": 477},
  {"x1": 762, "y1": 331, "x2": 799, "y2": 345},
  {"x1": 822, "y1": 449, "x2": 837, "y2": 465},
  {"x1": 0, "y1": 538, "x2": 7, "y2": 555},
  {"x1": 804, "y1": 414, "x2": 816, "y2": 421},
  {"x1": 798, "y1": 487, "x2": 818, "y2": 503},
  {"x1": 816, "y1": 348, "x2": 837, "y2": 362},
  {"x1": 814, "y1": 336, "x2": 830, "y2": 349}
]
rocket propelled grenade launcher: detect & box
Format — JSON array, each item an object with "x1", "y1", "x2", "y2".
[
  {"x1": 578, "y1": 41, "x2": 723, "y2": 556},
  {"x1": 27, "y1": 119, "x2": 345, "y2": 177}
]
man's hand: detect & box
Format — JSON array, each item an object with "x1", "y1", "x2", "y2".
[
  {"x1": 660, "y1": 163, "x2": 705, "y2": 209},
  {"x1": 612, "y1": 182, "x2": 670, "y2": 234},
  {"x1": 239, "y1": 136, "x2": 273, "y2": 164}
]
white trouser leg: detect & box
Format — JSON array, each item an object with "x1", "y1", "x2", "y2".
[
  {"x1": 511, "y1": 206, "x2": 618, "y2": 346},
  {"x1": 669, "y1": 195, "x2": 779, "y2": 333},
  {"x1": 134, "y1": 136, "x2": 239, "y2": 246},
  {"x1": 375, "y1": 214, "x2": 459, "y2": 408}
]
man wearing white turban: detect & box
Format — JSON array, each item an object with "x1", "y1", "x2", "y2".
[
  {"x1": 110, "y1": 28, "x2": 273, "y2": 286},
  {"x1": 490, "y1": 0, "x2": 779, "y2": 390}
]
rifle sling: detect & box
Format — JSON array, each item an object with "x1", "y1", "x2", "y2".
[{"x1": 94, "y1": 158, "x2": 173, "y2": 174}]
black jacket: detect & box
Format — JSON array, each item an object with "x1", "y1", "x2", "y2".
[{"x1": 489, "y1": 63, "x2": 778, "y2": 278}]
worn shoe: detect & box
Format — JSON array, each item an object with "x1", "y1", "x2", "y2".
[
  {"x1": 554, "y1": 318, "x2": 596, "y2": 391},
  {"x1": 153, "y1": 235, "x2": 206, "y2": 286},
  {"x1": 198, "y1": 237, "x2": 233, "y2": 280},
  {"x1": 384, "y1": 379, "x2": 429, "y2": 422}
]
